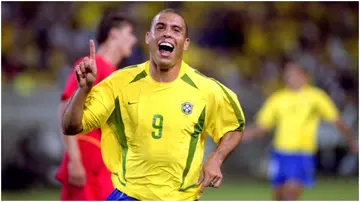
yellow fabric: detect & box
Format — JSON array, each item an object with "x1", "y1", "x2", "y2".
[
  {"x1": 256, "y1": 86, "x2": 339, "y2": 154},
  {"x1": 80, "y1": 61, "x2": 245, "y2": 200}
]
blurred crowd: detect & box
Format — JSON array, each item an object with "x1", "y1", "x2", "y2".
[{"x1": 2, "y1": 2, "x2": 358, "y2": 109}]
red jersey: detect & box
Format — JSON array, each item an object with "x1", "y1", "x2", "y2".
[{"x1": 61, "y1": 55, "x2": 116, "y2": 141}]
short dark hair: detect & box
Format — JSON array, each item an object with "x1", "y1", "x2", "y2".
[
  {"x1": 96, "y1": 11, "x2": 134, "y2": 45},
  {"x1": 151, "y1": 8, "x2": 189, "y2": 38}
]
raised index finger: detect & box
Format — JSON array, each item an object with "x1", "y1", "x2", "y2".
[{"x1": 89, "y1": 39, "x2": 96, "y2": 60}]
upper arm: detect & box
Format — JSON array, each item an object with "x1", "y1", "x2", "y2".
[
  {"x1": 206, "y1": 80, "x2": 246, "y2": 144},
  {"x1": 315, "y1": 90, "x2": 339, "y2": 122},
  {"x1": 81, "y1": 76, "x2": 116, "y2": 133},
  {"x1": 255, "y1": 95, "x2": 277, "y2": 130},
  {"x1": 59, "y1": 101, "x2": 67, "y2": 121}
]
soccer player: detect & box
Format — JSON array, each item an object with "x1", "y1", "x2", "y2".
[
  {"x1": 55, "y1": 11, "x2": 137, "y2": 200},
  {"x1": 61, "y1": 9, "x2": 246, "y2": 201},
  {"x1": 243, "y1": 62, "x2": 358, "y2": 201}
]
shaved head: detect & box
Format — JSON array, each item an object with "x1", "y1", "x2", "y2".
[{"x1": 150, "y1": 9, "x2": 189, "y2": 37}]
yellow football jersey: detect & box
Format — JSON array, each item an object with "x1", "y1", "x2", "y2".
[
  {"x1": 256, "y1": 85, "x2": 339, "y2": 154},
  {"x1": 80, "y1": 60, "x2": 245, "y2": 200}
]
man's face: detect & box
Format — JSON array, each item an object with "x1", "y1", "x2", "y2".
[
  {"x1": 113, "y1": 24, "x2": 137, "y2": 57},
  {"x1": 284, "y1": 63, "x2": 306, "y2": 89},
  {"x1": 145, "y1": 12, "x2": 190, "y2": 71}
]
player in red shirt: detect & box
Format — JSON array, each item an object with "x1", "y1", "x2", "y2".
[{"x1": 55, "y1": 11, "x2": 137, "y2": 200}]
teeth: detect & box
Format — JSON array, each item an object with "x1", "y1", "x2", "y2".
[{"x1": 159, "y1": 42, "x2": 173, "y2": 48}]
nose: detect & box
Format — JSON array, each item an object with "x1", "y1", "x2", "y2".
[{"x1": 163, "y1": 27, "x2": 172, "y2": 38}]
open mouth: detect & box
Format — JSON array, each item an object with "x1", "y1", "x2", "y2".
[{"x1": 158, "y1": 42, "x2": 174, "y2": 57}]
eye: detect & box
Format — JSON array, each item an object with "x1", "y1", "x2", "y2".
[
  {"x1": 156, "y1": 25, "x2": 164, "y2": 30},
  {"x1": 172, "y1": 26, "x2": 181, "y2": 33}
]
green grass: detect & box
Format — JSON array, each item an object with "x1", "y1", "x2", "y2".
[
  {"x1": 2, "y1": 177, "x2": 358, "y2": 201},
  {"x1": 201, "y1": 177, "x2": 359, "y2": 201}
]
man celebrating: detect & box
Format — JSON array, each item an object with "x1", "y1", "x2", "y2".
[
  {"x1": 62, "y1": 9, "x2": 245, "y2": 201},
  {"x1": 56, "y1": 11, "x2": 137, "y2": 200}
]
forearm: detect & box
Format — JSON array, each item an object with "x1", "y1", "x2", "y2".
[
  {"x1": 59, "y1": 101, "x2": 82, "y2": 160},
  {"x1": 335, "y1": 119, "x2": 355, "y2": 144},
  {"x1": 62, "y1": 88, "x2": 88, "y2": 135},
  {"x1": 64, "y1": 136, "x2": 82, "y2": 160},
  {"x1": 243, "y1": 124, "x2": 268, "y2": 141},
  {"x1": 211, "y1": 130, "x2": 243, "y2": 164}
]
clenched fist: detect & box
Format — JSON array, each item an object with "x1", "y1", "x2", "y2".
[{"x1": 75, "y1": 40, "x2": 97, "y2": 93}]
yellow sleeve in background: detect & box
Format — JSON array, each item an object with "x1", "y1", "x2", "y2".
[
  {"x1": 315, "y1": 89, "x2": 339, "y2": 122},
  {"x1": 256, "y1": 94, "x2": 278, "y2": 130}
]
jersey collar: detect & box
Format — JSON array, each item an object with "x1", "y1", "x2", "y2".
[
  {"x1": 144, "y1": 60, "x2": 188, "y2": 85},
  {"x1": 285, "y1": 84, "x2": 311, "y2": 94}
]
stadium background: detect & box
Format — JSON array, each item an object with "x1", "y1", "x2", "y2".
[{"x1": 1, "y1": 1, "x2": 359, "y2": 200}]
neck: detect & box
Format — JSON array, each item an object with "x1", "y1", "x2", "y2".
[
  {"x1": 97, "y1": 42, "x2": 123, "y2": 67},
  {"x1": 289, "y1": 83, "x2": 306, "y2": 91},
  {"x1": 149, "y1": 58, "x2": 182, "y2": 83}
]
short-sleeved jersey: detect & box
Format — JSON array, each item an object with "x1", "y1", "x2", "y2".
[
  {"x1": 256, "y1": 85, "x2": 339, "y2": 154},
  {"x1": 61, "y1": 55, "x2": 116, "y2": 141},
  {"x1": 80, "y1": 60, "x2": 245, "y2": 200}
]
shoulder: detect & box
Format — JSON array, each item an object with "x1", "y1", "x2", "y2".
[
  {"x1": 307, "y1": 86, "x2": 326, "y2": 95},
  {"x1": 265, "y1": 89, "x2": 288, "y2": 104},
  {"x1": 306, "y1": 86, "x2": 330, "y2": 101},
  {"x1": 186, "y1": 66, "x2": 221, "y2": 93},
  {"x1": 185, "y1": 65, "x2": 238, "y2": 102},
  {"x1": 185, "y1": 64, "x2": 217, "y2": 89}
]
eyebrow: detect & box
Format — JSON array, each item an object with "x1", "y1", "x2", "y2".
[
  {"x1": 155, "y1": 22, "x2": 165, "y2": 27},
  {"x1": 172, "y1": 25, "x2": 182, "y2": 30},
  {"x1": 155, "y1": 22, "x2": 184, "y2": 31}
]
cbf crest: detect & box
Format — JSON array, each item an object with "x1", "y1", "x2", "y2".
[{"x1": 181, "y1": 102, "x2": 194, "y2": 115}]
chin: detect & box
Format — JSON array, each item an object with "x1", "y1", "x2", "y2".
[
  {"x1": 159, "y1": 62, "x2": 172, "y2": 69},
  {"x1": 157, "y1": 61, "x2": 174, "y2": 71},
  {"x1": 155, "y1": 56, "x2": 170, "y2": 65}
]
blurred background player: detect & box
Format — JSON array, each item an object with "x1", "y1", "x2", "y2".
[
  {"x1": 55, "y1": 11, "x2": 137, "y2": 200},
  {"x1": 243, "y1": 61, "x2": 358, "y2": 200}
]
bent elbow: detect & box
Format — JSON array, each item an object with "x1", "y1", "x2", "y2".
[{"x1": 62, "y1": 123, "x2": 83, "y2": 136}]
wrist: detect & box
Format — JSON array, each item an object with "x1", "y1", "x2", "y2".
[
  {"x1": 69, "y1": 160, "x2": 83, "y2": 169},
  {"x1": 209, "y1": 151, "x2": 225, "y2": 165},
  {"x1": 69, "y1": 155, "x2": 82, "y2": 163},
  {"x1": 79, "y1": 86, "x2": 92, "y2": 95},
  {"x1": 244, "y1": 132, "x2": 254, "y2": 141}
]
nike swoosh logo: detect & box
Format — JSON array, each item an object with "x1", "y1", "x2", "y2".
[{"x1": 128, "y1": 101, "x2": 138, "y2": 105}]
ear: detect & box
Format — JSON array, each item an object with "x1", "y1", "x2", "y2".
[
  {"x1": 145, "y1": 32, "x2": 150, "y2": 45},
  {"x1": 183, "y1": 38, "x2": 190, "y2": 51}
]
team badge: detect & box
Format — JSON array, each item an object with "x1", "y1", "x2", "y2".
[{"x1": 181, "y1": 102, "x2": 193, "y2": 115}]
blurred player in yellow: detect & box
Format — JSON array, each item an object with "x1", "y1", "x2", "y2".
[
  {"x1": 61, "y1": 9, "x2": 245, "y2": 201},
  {"x1": 243, "y1": 61, "x2": 358, "y2": 200}
]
